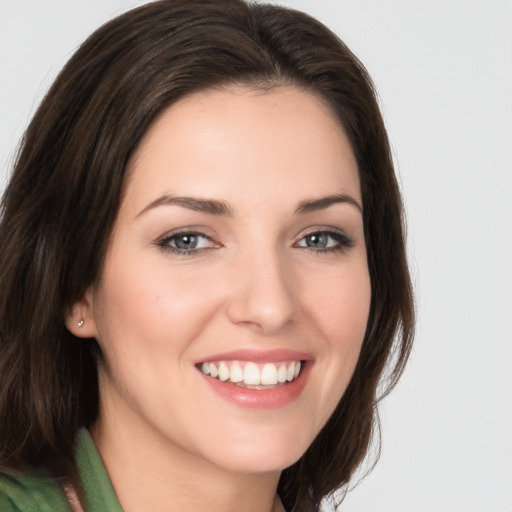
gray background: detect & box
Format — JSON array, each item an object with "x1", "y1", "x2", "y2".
[{"x1": 1, "y1": 1, "x2": 511, "y2": 510}]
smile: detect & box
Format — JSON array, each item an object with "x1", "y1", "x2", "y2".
[{"x1": 199, "y1": 360, "x2": 302, "y2": 388}]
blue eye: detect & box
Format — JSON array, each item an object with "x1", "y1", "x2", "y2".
[
  {"x1": 303, "y1": 233, "x2": 330, "y2": 249},
  {"x1": 172, "y1": 233, "x2": 200, "y2": 250},
  {"x1": 157, "y1": 232, "x2": 214, "y2": 254},
  {"x1": 296, "y1": 230, "x2": 354, "y2": 252}
]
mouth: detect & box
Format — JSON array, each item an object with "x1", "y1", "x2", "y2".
[
  {"x1": 195, "y1": 349, "x2": 312, "y2": 409},
  {"x1": 197, "y1": 360, "x2": 303, "y2": 389}
]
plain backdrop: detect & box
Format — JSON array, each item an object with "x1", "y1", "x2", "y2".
[{"x1": 1, "y1": 1, "x2": 511, "y2": 511}]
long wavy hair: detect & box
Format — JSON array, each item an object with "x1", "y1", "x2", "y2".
[{"x1": 0, "y1": 1, "x2": 414, "y2": 510}]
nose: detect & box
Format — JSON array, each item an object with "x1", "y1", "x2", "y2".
[{"x1": 226, "y1": 248, "x2": 297, "y2": 335}]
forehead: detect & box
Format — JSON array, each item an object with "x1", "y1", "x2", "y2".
[{"x1": 124, "y1": 85, "x2": 361, "y2": 214}]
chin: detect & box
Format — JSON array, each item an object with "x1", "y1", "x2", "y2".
[{"x1": 200, "y1": 434, "x2": 309, "y2": 475}]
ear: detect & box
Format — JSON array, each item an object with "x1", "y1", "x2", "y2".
[{"x1": 65, "y1": 288, "x2": 98, "y2": 339}]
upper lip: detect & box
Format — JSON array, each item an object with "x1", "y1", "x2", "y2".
[{"x1": 196, "y1": 348, "x2": 313, "y2": 364}]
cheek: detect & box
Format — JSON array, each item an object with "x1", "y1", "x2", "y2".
[
  {"x1": 308, "y1": 263, "x2": 371, "y2": 347},
  {"x1": 302, "y1": 260, "x2": 371, "y2": 417},
  {"x1": 90, "y1": 257, "x2": 227, "y2": 429},
  {"x1": 91, "y1": 253, "x2": 226, "y2": 362}
]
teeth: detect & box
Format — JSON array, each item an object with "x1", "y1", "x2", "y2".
[
  {"x1": 230, "y1": 363, "x2": 243, "y2": 383},
  {"x1": 200, "y1": 360, "x2": 302, "y2": 386},
  {"x1": 243, "y1": 362, "x2": 261, "y2": 385},
  {"x1": 277, "y1": 364, "x2": 287, "y2": 383},
  {"x1": 208, "y1": 362, "x2": 218, "y2": 378},
  {"x1": 218, "y1": 362, "x2": 229, "y2": 382},
  {"x1": 261, "y1": 363, "x2": 278, "y2": 385}
]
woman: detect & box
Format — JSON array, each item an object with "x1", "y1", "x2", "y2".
[{"x1": 0, "y1": 1, "x2": 414, "y2": 511}]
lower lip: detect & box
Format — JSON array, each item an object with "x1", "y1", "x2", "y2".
[{"x1": 199, "y1": 364, "x2": 311, "y2": 409}]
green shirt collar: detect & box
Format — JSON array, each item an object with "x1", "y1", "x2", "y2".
[{"x1": 75, "y1": 429, "x2": 123, "y2": 512}]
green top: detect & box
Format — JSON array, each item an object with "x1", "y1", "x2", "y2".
[{"x1": 0, "y1": 430, "x2": 123, "y2": 512}]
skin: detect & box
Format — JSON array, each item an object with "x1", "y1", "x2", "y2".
[{"x1": 68, "y1": 85, "x2": 371, "y2": 512}]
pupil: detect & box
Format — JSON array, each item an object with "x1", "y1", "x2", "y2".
[
  {"x1": 175, "y1": 234, "x2": 197, "y2": 249},
  {"x1": 307, "y1": 233, "x2": 327, "y2": 248}
]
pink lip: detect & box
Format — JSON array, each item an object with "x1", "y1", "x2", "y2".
[
  {"x1": 196, "y1": 348, "x2": 313, "y2": 364},
  {"x1": 196, "y1": 349, "x2": 313, "y2": 410}
]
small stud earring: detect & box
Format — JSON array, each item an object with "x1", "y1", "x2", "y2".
[{"x1": 77, "y1": 320, "x2": 84, "y2": 328}]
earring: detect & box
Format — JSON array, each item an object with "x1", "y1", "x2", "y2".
[{"x1": 76, "y1": 320, "x2": 84, "y2": 328}]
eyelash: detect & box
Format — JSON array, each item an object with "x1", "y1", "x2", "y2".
[
  {"x1": 156, "y1": 231, "x2": 218, "y2": 255},
  {"x1": 294, "y1": 229, "x2": 354, "y2": 254},
  {"x1": 156, "y1": 228, "x2": 354, "y2": 256}
]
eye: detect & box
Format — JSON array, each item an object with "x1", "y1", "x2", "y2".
[
  {"x1": 156, "y1": 231, "x2": 217, "y2": 254},
  {"x1": 295, "y1": 229, "x2": 354, "y2": 253}
]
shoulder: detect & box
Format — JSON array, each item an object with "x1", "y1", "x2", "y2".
[{"x1": 0, "y1": 470, "x2": 70, "y2": 512}]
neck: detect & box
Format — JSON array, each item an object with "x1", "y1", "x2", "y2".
[{"x1": 91, "y1": 409, "x2": 284, "y2": 512}]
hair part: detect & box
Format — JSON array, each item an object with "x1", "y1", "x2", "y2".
[{"x1": 0, "y1": 1, "x2": 414, "y2": 510}]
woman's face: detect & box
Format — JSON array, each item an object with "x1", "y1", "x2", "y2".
[{"x1": 80, "y1": 85, "x2": 371, "y2": 474}]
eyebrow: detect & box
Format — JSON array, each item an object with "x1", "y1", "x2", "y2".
[
  {"x1": 295, "y1": 194, "x2": 362, "y2": 214},
  {"x1": 136, "y1": 192, "x2": 362, "y2": 219},
  {"x1": 136, "y1": 195, "x2": 232, "y2": 218}
]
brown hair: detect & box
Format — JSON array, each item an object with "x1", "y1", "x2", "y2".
[{"x1": 0, "y1": 1, "x2": 414, "y2": 510}]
